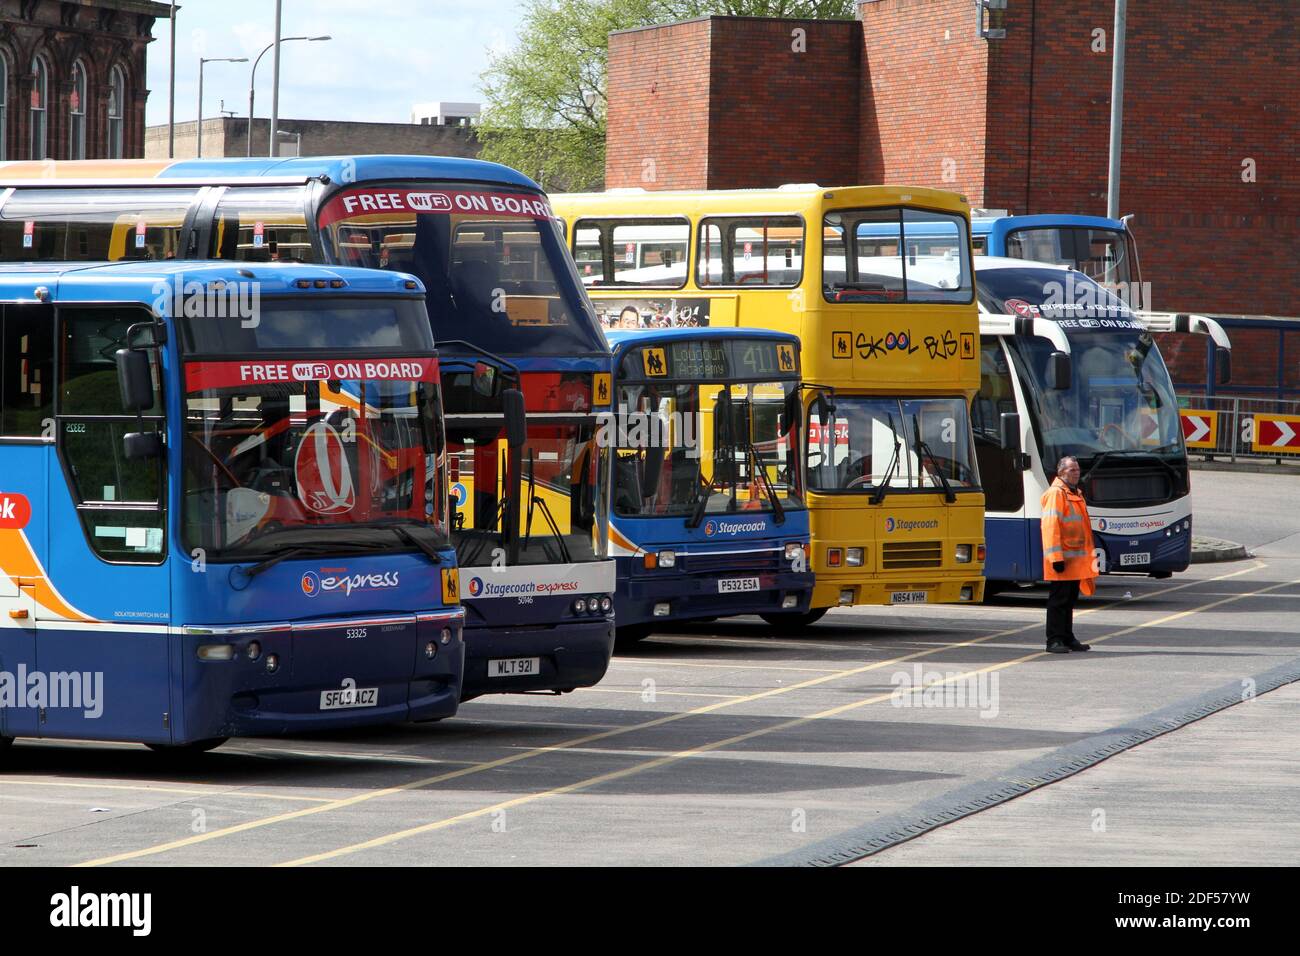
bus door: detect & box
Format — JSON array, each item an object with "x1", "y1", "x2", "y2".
[
  {"x1": 38, "y1": 306, "x2": 171, "y2": 742},
  {"x1": 973, "y1": 337, "x2": 1029, "y2": 580}
]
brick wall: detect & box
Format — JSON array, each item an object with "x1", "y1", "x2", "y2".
[
  {"x1": 858, "y1": 0, "x2": 989, "y2": 202},
  {"x1": 706, "y1": 17, "x2": 859, "y2": 189},
  {"x1": 606, "y1": 19, "x2": 713, "y2": 189}
]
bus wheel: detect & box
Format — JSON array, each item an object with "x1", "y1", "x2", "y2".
[
  {"x1": 759, "y1": 608, "x2": 829, "y2": 630},
  {"x1": 145, "y1": 737, "x2": 228, "y2": 756},
  {"x1": 614, "y1": 625, "x2": 655, "y2": 649}
]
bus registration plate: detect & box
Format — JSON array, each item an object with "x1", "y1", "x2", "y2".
[
  {"x1": 489, "y1": 657, "x2": 539, "y2": 678},
  {"x1": 1120, "y1": 552, "x2": 1151, "y2": 567},
  {"x1": 718, "y1": 577, "x2": 760, "y2": 594},
  {"x1": 319, "y1": 687, "x2": 378, "y2": 710},
  {"x1": 890, "y1": 591, "x2": 928, "y2": 605}
]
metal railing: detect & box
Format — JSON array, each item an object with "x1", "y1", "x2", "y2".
[{"x1": 1177, "y1": 393, "x2": 1300, "y2": 462}]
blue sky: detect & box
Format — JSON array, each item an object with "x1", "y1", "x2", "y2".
[{"x1": 144, "y1": 0, "x2": 522, "y2": 127}]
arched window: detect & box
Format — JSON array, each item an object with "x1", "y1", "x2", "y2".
[
  {"x1": 107, "y1": 65, "x2": 125, "y2": 159},
  {"x1": 29, "y1": 54, "x2": 48, "y2": 160},
  {"x1": 69, "y1": 60, "x2": 86, "y2": 160},
  {"x1": 0, "y1": 52, "x2": 8, "y2": 158}
]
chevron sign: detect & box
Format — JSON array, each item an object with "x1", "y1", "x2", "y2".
[
  {"x1": 1252, "y1": 413, "x2": 1300, "y2": 453},
  {"x1": 1180, "y1": 409, "x2": 1217, "y2": 449}
]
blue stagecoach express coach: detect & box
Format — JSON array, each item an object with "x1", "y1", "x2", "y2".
[
  {"x1": 0, "y1": 260, "x2": 465, "y2": 753},
  {"x1": 604, "y1": 328, "x2": 815, "y2": 642},
  {"x1": 973, "y1": 258, "x2": 1212, "y2": 589}
]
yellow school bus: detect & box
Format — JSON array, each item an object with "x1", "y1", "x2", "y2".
[{"x1": 553, "y1": 185, "x2": 986, "y2": 623}]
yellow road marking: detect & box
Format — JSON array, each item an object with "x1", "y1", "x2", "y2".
[
  {"x1": 74, "y1": 563, "x2": 1263, "y2": 867},
  {"x1": 0, "y1": 779, "x2": 333, "y2": 803},
  {"x1": 280, "y1": 564, "x2": 1289, "y2": 866}
]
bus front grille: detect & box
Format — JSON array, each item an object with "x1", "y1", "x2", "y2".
[{"x1": 882, "y1": 541, "x2": 943, "y2": 569}]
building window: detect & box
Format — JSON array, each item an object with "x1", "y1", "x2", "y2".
[
  {"x1": 107, "y1": 65, "x2": 125, "y2": 159},
  {"x1": 29, "y1": 55, "x2": 48, "y2": 160},
  {"x1": 0, "y1": 53, "x2": 8, "y2": 158},
  {"x1": 69, "y1": 60, "x2": 86, "y2": 160}
]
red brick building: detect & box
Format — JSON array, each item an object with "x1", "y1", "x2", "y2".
[
  {"x1": 0, "y1": 0, "x2": 167, "y2": 161},
  {"x1": 606, "y1": 2, "x2": 1299, "y2": 331}
]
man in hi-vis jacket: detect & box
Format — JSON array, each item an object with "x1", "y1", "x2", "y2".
[{"x1": 1040, "y1": 456, "x2": 1097, "y2": 653}]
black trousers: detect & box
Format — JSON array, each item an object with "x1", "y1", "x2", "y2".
[{"x1": 1046, "y1": 579, "x2": 1081, "y2": 644}]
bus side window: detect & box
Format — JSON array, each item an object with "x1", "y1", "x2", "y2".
[
  {"x1": 57, "y1": 307, "x2": 167, "y2": 563},
  {"x1": 0, "y1": 304, "x2": 56, "y2": 438}
]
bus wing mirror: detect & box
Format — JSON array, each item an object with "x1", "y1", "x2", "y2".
[
  {"x1": 780, "y1": 390, "x2": 801, "y2": 437},
  {"x1": 1046, "y1": 351, "x2": 1072, "y2": 391},
  {"x1": 1216, "y1": 348, "x2": 1232, "y2": 386},
  {"x1": 503, "y1": 388, "x2": 527, "y2": 449},
  {"x1": 115, "y1": 348, "x2": 155, "y2": 412},
  {"x1": 122, "y1": 431, "x2": 162, "y2": 460},
  {"x1": 642, "y1": 444, "x2": 665, "y2": 496},
  {"x1": 999, "y1": 412, "x2": 1022, "y2": 455}
]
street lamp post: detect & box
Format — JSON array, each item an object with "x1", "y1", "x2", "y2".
[
  {"x1": 168, "y1": 3, "x2": 179, "y2": 158},
  {"x1": 198, "y1": 56, "x2": 247, "y2": 158},
  {"x1": 247, "y1": 35, "x2": 330, "y2": 157}
]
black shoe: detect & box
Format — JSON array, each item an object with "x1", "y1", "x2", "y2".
[
  {"x1": 1045, "y1": 641, "x2": 1070, "y2": 654},
  {"x1": 1066, "y1": 638, "x2": 1091, "y2": 652}
]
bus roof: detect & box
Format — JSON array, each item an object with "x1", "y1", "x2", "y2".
[
  {"x1": 972, "y1": 213, "x2": 1128, "y2": 237},
  {"x1": 0, "y1": 155, "x2": 544, "y2": 192},
  {"x1": 553, "y1": 184, "x2": 969, "y2": 218},
  {"x1": 605, "y1": 326, "x2": 797, "y2": 354},
  {"x1": 0, "y1": 260, "x2": 425, "y2": 300}
]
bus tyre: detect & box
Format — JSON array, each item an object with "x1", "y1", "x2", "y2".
[
  {"x1": 759, "y1": 607, "x2": 829, "y2": 631},
  {"x1": 145, "y1": 737, "x2": 228, "y2": 756},
  {"x1": 614, "y1": 624, "x2": 655, "y2": 649}
]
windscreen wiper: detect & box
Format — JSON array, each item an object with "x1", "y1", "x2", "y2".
[
  {"x1": 236, "y1": 542, "x2": 338, "y2": 580},
  {"x1": 685, "y1": 471, "x2": 717, "y2": 530},
  {"x1": 385, "y1": 524, "x2": 448, "y2": 565},
  {"x1": 869, "y1": 416, "x2": 903, "y2": 506},
  {"x1": 912, "y1": 415, "x2": 956, "y2": 503},
  {"x1": 743, "y1": 440, "x2": 785, "y2": 524},
  {"x1": 522, "y1": 450, "x2": 571, "y2": 563}
]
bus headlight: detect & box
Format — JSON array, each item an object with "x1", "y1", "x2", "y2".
[
  {"x1": 425, "y1": 641, "x2": 437, "y2": 659},
  {"x1": 657, "y1": 549, "x2": 676, "y2": 568},
  {"x1": 265, "y1": 653, "x2": 280, "y2": 674},
  {"x1": 573, "y1": 597, "x2": 587, "y2": 614},
  {"x1": 197, "y1": 644, "x2": 235, "y2": 661},
  {"x1": 956, "y1": 544, "x2": 972, "y2": 563},
  {"x1": 440, "y1": 628, "x2": 453, "y2": 645},
  {"x1": 784, "y1": 542, "x2": 804, "y2": 562},
  {"x1": 246, "y1": 641, "x2": 262, "y2": 661},
  {"x1": 846, "y1": 548, "x2": 864, "y2": 567}
]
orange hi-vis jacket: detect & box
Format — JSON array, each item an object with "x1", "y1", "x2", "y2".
[{"x1": 1041, "y1": 477, "x2": 1097, "y2": 595}]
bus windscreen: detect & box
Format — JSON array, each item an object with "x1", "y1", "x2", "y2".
[{"x1": 317, "y1": 185, "x2": 606, "y2": 355}]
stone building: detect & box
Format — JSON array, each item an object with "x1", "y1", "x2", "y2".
[
  {"x1": 145, "y1": 115, "x2": 482, "y2": 161},
  {"x1": 0, "y1": 0, "x2": 168, "y2": 161}
]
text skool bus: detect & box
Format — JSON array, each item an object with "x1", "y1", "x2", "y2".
[
  {"x1": 0, "y1": 155, "x2": 616, "y2": 701},
  {"x1": 0, "y1": 262, "x2": 464, "y2": 753},
  {"x1": 553, "y1": 184, "x2": 987, "y2": 625},
  {"x1": 604, "y1": 327, "x2": 817, "y2": 641}
]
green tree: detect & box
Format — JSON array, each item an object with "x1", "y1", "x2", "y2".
[{"x1": 478, "y1": 0, "x2": 856, "y2": 191}]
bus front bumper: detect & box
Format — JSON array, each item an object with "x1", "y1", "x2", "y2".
[
  {"x1": 178, "y1": 610, "x2": 465, "y2": 743},
  {"x1": 811, "y1": 573, "x2": 985, "y2": 610},
  {"x1": 459, "y1": 618, "x2": 614, "y2": 702},
  {"x1": 617, "y1": 570, "x2": 816, "y2": 627}
]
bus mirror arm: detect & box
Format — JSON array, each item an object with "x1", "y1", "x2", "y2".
[{"x1": 1215, "y1": 347, "x2": 1232, "y2": 386}]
